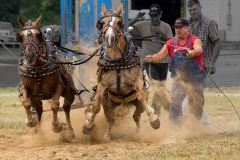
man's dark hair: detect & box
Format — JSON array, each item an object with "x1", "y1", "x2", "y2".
[{"x1": 187, "y1": 0, "x2": 201, "y2": 7}]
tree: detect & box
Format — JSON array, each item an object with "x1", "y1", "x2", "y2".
[{"x1": 0, "y1": 0, "x2": 64, "y2": 28}]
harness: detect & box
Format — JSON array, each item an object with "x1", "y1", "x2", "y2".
[
  {"x1": 17, "y1": 25, "x2": 81, "y2": 99},
  {"x1": 97, "y1": 32, "x2": 144, "y2": 99}
]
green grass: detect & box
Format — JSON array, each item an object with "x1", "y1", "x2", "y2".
[
  {"x1": 205, "y1": 87, "x2": 240, "y2": 93},
  {"x1": 0, "y1": 88, "x2": 27, "y2": 134},
  {"x1": 0, "y1": 87, "x2": 19, "y2": 93}
]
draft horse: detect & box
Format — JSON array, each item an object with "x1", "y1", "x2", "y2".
[
  {"x1": 16, "y1": 15, "x2": 76, "y2": 142},
  {"x1": 82, "y1": 3, "x2": 160, "y2": 141}
]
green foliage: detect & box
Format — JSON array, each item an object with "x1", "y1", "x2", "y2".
[{"x1": 0, "y1": 0, "x2": 74, "y2": 29}]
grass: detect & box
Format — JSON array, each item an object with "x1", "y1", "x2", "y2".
[
  {"x1": 0, "y1": 89, "x2": 27, "y2": 134},
  {"x1": 205, "y1": 87, "x2": 240, "y2": 94},
  {"x1": 1, "y1": 87, "x2": 240, "y2": 159}
]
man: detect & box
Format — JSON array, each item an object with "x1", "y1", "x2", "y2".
[
  {"x1": 146, "y1": 18, "x2": 205, "y2": 125},
  {"x1": 129, "y1": 4, "x2": 173, "y2": 116},
  {"x1": 182, "y1": 0, "x2": 221, "y2": 128}
]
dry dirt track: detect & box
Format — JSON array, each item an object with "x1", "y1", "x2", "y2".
[{"x1": 0, "y1": 99, "x2": 219, "y2": 160}]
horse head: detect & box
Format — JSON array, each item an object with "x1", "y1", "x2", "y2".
[
  {"x1": 16, "y1": 15, "x2": 45, "y2": 65},
  {"x1": 97, "y1": 4, "x2": 124, "y2": 48}
]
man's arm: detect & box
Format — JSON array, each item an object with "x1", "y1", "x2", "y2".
[
  {"x1": 146, "y1": 44, "x2": 169, "y2": 63},
  {"x1": 207, "y1": 19, "x2": 221, "y2": 74},
  {"x1": 187, "y1": 39, "x2": 203, "y2": 58},
  {"x1": 208, "y1": 38, "x2": 221, "y2": 74},
  {"x1": 129, "y1": 12, "x2": 146, "y2": 26}
]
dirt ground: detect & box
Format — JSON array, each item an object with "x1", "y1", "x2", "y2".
[{"x1": 0, "y1": 99, "x2": 219, "y2": 160}]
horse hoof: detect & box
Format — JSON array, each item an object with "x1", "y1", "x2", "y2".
[
  {"x1": 26, "y1": 117, "x2": 37, "y2": 127},
  {"x1": 59, "y1": 130, "x2": 76, "y2": 142},
  {"x1": 102, "y1": 133, "x2": 110, "y2": 142},
  {"x1": 52, "y1": 121, "x2": 62, "y2": 133},
  {"x1": 82, "y1": 125, "x2": 93, "y2": 135},
  {"x1": 150, "y1": 118, "x2": 160, "y2": 129}
]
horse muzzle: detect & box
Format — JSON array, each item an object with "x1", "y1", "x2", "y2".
[
  {"x1": 25, "y1": 52, "x2": 37, "y2": 65},
  {"x1": 104, "y1": 34, "x2": 116, "y2": 48}
]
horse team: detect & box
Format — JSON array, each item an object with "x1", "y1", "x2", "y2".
[{"x1": 17, "y1": 3, "x2": 160, "y2": 142}]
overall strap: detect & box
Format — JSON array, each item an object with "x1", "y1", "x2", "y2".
[
  {"x1": 186, "y1": 35, "x2": 193, "y2": 48},
  {"x1": 173, "y1": 36, "x2": 178, "y2": 49}
]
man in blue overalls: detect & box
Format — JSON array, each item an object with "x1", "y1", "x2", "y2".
[{"x1": 145, "y1": 18, "x2": 205, "y2": 126}]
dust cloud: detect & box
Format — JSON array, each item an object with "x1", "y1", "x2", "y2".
[{"x1": 19, "y1": 47, "x2": 212, "y2": 147}]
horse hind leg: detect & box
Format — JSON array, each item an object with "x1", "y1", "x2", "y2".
[
  {"x1": 135, "y1": 77, "x2": 160, "y2": 129},
  {"x1": 102, "y1": 97, "x2": 119, "y2": 141},
  {"x1": 59, "y1": 96, "x2": 76, "y2": 142},
  {"x1": 131, "y1": 99, "x2": 145, "y2": 132}
]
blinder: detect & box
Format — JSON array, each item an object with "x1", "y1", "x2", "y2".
[
  {"x1": 16, "y1": 26, "x2": 44, "y2": 42},
  {"x1": 96, "y1": 13, "x2": 124, "y2": 30}
]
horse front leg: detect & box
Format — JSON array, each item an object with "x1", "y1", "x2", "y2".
[
  {"x1": 51, "y1": 85, "x2": 62, "y2": 133},
  {"x1": 135, "y1": 77, "x2": 160, "y2": 129},
  {"x1": 82, "y1": 83, "x2": 105, "y2": 134},
  {"x1": 22, "y1": 85, "x2": 37, "y2": 127}
]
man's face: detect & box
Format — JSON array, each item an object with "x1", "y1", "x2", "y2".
[
  {"x1": 187, "y1": 4, "x2": 202, "y2": 19},
  {"x1": 149, "y1": 13, "x2": 161, "y2": 25},
  {"x1": 174, "y1": 26, "x2": 189, "y2": 39}
]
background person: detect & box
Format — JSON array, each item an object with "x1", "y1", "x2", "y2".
[
  {"x1": 129, "y1": 4, "x2": 173, "y2": 116},
  {"x1": 146, "y1": 18, "x2": 205, "y2": 126},
  {"x1": 182, "y1": 0, "x2": 221, "y2": 128}
]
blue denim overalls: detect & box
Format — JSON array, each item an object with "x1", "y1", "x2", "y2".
[{"x1": 168, "y1": 36, "x2": 204, "y2": 125}]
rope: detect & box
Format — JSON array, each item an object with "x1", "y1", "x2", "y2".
[
  {"x1": 185, "y1": 50, "x2": 240, "y2": 120},
  {"x1": 145, "y1": 38, "x2": 239, "y2": 119}
]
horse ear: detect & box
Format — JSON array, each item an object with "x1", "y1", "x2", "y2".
[
  {"x1": 115, "y1": 3, "x2": 122, "y2": 15},
  {"x1": 35, "y1": 15, "x2": 42, "y2": 27},
  {"x1": 18, "y1": 18, "x2": 26, "y2": 28},
  {"x1": 102, "y1": 3, "x2": 108, "y2": 15}
]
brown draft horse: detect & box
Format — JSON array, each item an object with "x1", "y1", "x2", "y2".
[
  {"x1": 82, "y1": 4, "x2": 160, "y2": 141},
  {"x1": 16, "y1": 15, "x2": 76, "y2": 142}
]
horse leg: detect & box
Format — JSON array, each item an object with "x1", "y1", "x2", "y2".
[
  {"x1": 51, "y1": 85, "x2": 63, "y2": 133},
  {"x1": 130, "y1": 99, "x2": 145, "y2": 132},
  {"x1": 60, "y1": 92, "x2": 76, "y2": 142},
  {"x1": 31, "y1": 98, "x2": 43, "y2": 122},
  {"x1": 135, "y1": 77, "x2": 160, "y2": 129},
  {"x1": 102, "y1": 97, "x2": 119, "y2": 141},
  {"x1": 30, "y1": 98, "x2": 44, "y2": 135},
  {"x1": 22, "y1": 86, "x2": 37, "y2": 127},
  {"x1": 82, "y1": 83, "x2": 105, "y2": 134}
]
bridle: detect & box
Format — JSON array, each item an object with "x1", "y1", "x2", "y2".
[
  {"x1": 96, "y1": 10, "x2": 124, "y2": 45},
  {"x1": 17, "y1": 25, "x2": 44, "y2": 60}
]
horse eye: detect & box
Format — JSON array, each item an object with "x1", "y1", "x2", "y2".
[
  {"x1": 37, "y1": 33, "x2": 42, "y2": 38},
  {"x1": 117, "y1": 21, "x2": 122, "y2": 26}
]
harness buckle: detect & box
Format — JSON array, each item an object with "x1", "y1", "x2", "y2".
[
  {"x1": 117, "y1": 95, "x2": 123, "y2": 99},
  {"x1": 38, "y1": 93, "x2": 44, "y2": 99}
]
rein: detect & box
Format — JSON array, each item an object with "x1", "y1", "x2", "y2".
[{"x1": 131, "y1": 35, "x2": 162, "y2": 41}]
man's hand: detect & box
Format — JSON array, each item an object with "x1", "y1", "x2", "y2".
[
  {"x1": 186, "y1": 49, "x2": 195, "y2": 58},
  {"x1": 206, "y1": 63, "x2": 216, "y2": 75},
  {"x1": 135, "y1": 12, "x2": 146, "y2": 22},
  {"x1": 146, "y1": 55, "x2": 152, "y2": 63}
]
